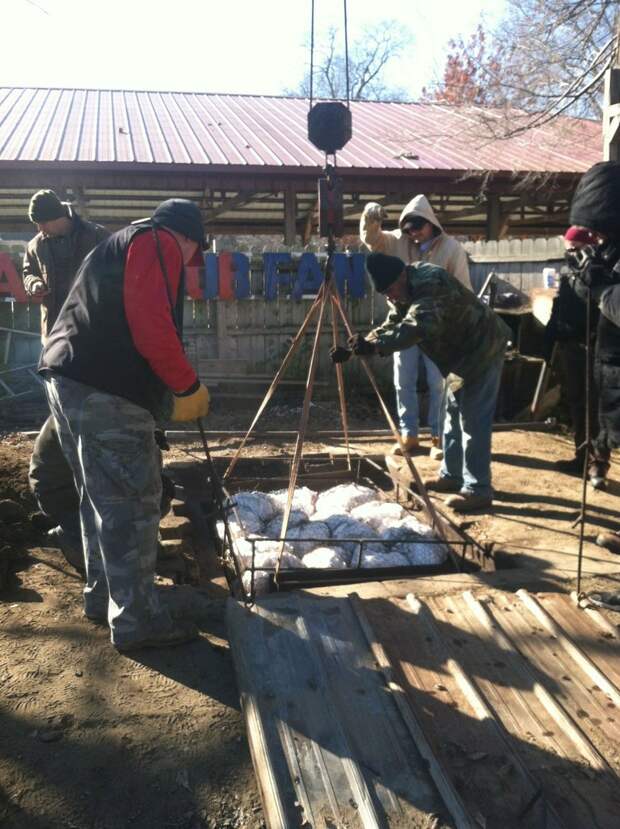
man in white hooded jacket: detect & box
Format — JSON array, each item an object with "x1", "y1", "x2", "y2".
[{"x1": 360, "y1": 195, "x2": 472, "y2": 458}]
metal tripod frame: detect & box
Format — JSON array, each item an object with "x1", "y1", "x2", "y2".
[{"x1": 222, "y1": 218, "x2": 448, "y2": 584}]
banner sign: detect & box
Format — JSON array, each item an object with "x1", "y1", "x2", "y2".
[{"x1": 0, "y1": 250, "x2": 367, "y2": 303}]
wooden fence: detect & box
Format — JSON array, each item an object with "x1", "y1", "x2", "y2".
[{"x1": 0, "y1": 237, "x2": 566, "y2": 396}]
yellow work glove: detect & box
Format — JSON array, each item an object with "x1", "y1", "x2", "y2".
[{"x1": 171, "y1": 382, "x2": 210, "y2": 422}]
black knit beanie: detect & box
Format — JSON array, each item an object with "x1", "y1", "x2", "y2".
[
  {"x1": 28, "y1": 190, "x2": 67, "y2": 223},
  {"x1": 151, "y1": 199, "x2": 206, "y2": 247},
  {"x1": 569, "y1": 162, "x2": 620, "y2": 240},
  {"x1": 366, "y1": 253, "x2": 406, "y2": 292}
]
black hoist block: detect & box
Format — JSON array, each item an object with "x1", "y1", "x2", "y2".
[{"x1": 307, "y1": 102, "x2": 352, "y2": 154}]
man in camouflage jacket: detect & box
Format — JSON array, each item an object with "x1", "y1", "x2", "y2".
[
  {"x1": 22, "y1": 189, "x2": 108, "y2": 341},
  {"x1": 331, "y1": 253, "x2": 510, "y2": 512}
]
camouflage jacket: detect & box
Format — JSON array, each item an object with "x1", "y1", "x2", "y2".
[
  {"x1": 369, "y1": 262, "x2": 511, "y2": 389},
  {"x1": 23, "y1": 208, "x2": 108, "y2": 340}
]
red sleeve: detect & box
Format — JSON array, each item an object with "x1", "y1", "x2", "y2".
[{"x1": 123, "y1": 230, "x2": 198, "y2": 393}]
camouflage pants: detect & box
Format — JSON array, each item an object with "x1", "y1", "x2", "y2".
[{"x1": 44, "y1": 373, "x2": 172, "y2": 646}]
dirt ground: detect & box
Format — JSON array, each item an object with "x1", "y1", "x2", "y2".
[{"x1": 2, "y1": 409, "x2": 620, "y2": 829}]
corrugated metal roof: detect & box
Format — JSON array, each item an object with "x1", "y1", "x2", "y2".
[
  {"x1": 228, "y1": 586, "x2": 620, "y2": 827},
  {"x1": 0, "y1": 87, "x2": 602, "y2": 173}
]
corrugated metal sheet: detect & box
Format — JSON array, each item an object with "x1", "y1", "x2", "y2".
[
  {"x1": 228, "y1": 587, "x2": 620, "y2": 827},
  {"x1": 0, "y1": 87, "x2": 602, "y2": 173}
]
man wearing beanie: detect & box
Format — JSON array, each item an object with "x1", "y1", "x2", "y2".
[
  {"x1": 39, "y1": 199, "x2": 210, "y2": 652},
  {"x1": 331, "y1": 252, "x2": 510, "y2": 512},
  {"x1": 562, "y1": 162, "x2": 620, "y2": 575},
  {"x1": 544, "y1": 225, "x2": 610, "y2": 487},
  {"x1": 23, "y1": 189, "x2": 109, "y2": 341},
  {"x1": 360, "y1": 195, "x2": 471, "y2": 460}
]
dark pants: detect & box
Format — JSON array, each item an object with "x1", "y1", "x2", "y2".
[
  {"x1": 556, "y1": 339, "x2": 610, "y2": 474},
  {"x1": 29, "y1": 415, "x2": 82, "y2": 542}
]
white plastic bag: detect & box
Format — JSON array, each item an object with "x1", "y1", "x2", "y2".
[
  {"x1": 302, "y1": 546, "x2": 350, "y2": 569},
  {"x1": 311, "y1": 512, "x2": 351, "y2": 534},
  {"x1": 282, "y1": 521, "x2": 331, "y2": 556},
  {"x1": 360, "y1": 551, "x2": 410, "y2": 569},
  {"x1": 314, "y1": 483, "x2": 376, "y2": 517},
  {"x1": 225, "y1": 491, "x2": 275, "y2": 534},
  {"x1": 241, "y1": 569, "x2": 271, "y2": 596},
  {"x1": 263, "y1": 510, "x2": 308, "y2": 538},
  {"x1": 351, "y1": 500, "x2": 406, "y2": 531},
  {"x1": 268, "y1": 487, "x2": 318, "y2": 517},
  {"x1": 402, "y1": 542, "x2": 448, "y2": 566},
  {"x1": 329, "y1": 516, "x2": 385, "y2": 563},
  {"x1": 253, "y1": 550, "x2": 305, "y2": 570}
]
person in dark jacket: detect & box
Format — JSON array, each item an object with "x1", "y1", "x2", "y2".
[
  {"x1": 331, "y1": 252, "x2": 510, "y2": 512},
  {"x1": 545, "y1": 226, "x2": 610, "y2": 488},
  {"x1": 22, "y1": 189, "x2": 109, "y2": 341},
  {"x1": 564, "y1": 162, "x2": 620, "y2": 574},
  {"x1": 39, "y1": 199, "x2": 210, "y2": 652}
]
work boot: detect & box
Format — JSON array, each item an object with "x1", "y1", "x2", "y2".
[
  {"x1": 391, "y1": 435, "x2": 421, "y2": 456},
  {"x1": 115, "y1": 620, "x2": 199, "y2": 653},
  {"x1": 429, "y1": 436, "x2": 443, "y2": 461},
  {"x1": 47, "y1": 526, "x2": 85, "y2": 576},
  {"x1": 83, "y1": 611, "x2": 107, "y2": 626},
  {"x1": 444, "y1": 492, "x2": 493, "y2": 513},
  {"x1": 423, "y1": 476, "x2": 461, "y2": 493},
  {"x1": 596, "y1": 531, "x2": 620, "y2": 555},
  {"x1": 589, "y1": 459, "x2": 609, "y2": 492},
  {"x1": 554, "y1": 456, "x2": 583, "y2": 476},
  {"x1": 585, "y1": 590, "x2": 620, "y2": 611}
]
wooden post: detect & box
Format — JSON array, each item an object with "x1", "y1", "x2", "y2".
[
  {"x1": 603, "y1": 67, "x2": 620, "y2": 161},
  {"x1": 283, "y1": 185, "x2": 297, "y2": 246},
  {"x1": 485, "y1": 194, "x2": 501, "y2": 241}
]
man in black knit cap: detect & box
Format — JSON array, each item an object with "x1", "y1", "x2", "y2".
[
  {"x1": 331, "y1": 252, "x2": 510, "y2": 512},
  {"x1": 22, "y1": 189, "x2": 108, "y2": 341},
  {"x1": 564, "y1": 162, "x2": 620, "y2": 611}
]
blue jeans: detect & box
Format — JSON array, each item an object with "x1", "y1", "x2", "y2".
[
  {"x1": 393, "y1": 346, "x2": 444, "y2": 437},
  {"x1": 439, "y1": 356, "x2": 504, "y2": 497}
]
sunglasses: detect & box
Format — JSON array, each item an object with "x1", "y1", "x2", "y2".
[{"x1": 402, "y1": 219, "x2": 427, "y2": 233}]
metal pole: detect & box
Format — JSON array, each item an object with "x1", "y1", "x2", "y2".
[{"x1": 576, "y1": 287, "x2": 592, "y2": 596}]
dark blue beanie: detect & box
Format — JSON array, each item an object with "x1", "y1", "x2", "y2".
[{"x1": 366, "y1": 253, "x2": 406, "y2": 292}]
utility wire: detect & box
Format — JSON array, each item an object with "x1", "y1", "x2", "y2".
[
  {"x1": 343, "y1": 0, "x2": 350, "y2": 106},
  {"x1": 309, "y1": 0, "x2": 315, "y2": 107}
]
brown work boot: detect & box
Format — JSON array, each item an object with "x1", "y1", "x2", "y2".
[
  {"x1": 391, "y1": 435, "x2": 421, "y2": 456},
  {"x1": 429, "y1": 436, "x2": 443, "y2": 461},
  {"x1": 596, "y1": 531, "x2": 620, "y2": 555},
  {"x1": 444, "y1": 492, "x2": 493, "y2": 513},
  {"x1": 423, "y1": 476, "x2": 461, "y2": 493},
  {"x1": 115, "y1": 620, "x2": 199, "y2": 653}
]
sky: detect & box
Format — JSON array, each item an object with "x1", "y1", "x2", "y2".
[{"x1": 4, "y1": 0, "x2": 506, "y2": 98}]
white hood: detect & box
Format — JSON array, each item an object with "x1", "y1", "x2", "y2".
[{"x1": 399, "y1": 195, "x2": 443, "y2": 234}]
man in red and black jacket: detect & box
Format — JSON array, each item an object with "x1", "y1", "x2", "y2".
[{"x1": 39, "y1": 199, "x2": 209, "y2": 652}]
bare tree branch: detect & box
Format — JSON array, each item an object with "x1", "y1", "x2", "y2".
[
  {"x1": 285, "y1": 19, "x2": 413, "y2": 102},
  {"x1": 424, "y1": 0, "x2": 618, "y2": 138}
]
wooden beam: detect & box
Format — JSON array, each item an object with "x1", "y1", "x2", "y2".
[
  {"x1": 342, "y1": 193, "x2": 397, "y2": 218},
  {"x1": 203, "y1": 190, "x2": 259, "y2": 221},
  {"x1": 283, "y1": 184, "x2": 296, "y2": 246}
]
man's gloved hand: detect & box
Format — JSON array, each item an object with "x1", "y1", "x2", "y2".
[
  {"x1": 28, "y1": 279, "x2": 49, "y2": 297},
  {"x1": 171, "y1": 381, "x2": 210, "y2": 421},
  {"x1": 363, "y1": 202, "x2": 387, "y2": 223},
  {"x1": 348, "y1": 333, "x2": 376, "y2": 356},
  {"x1": 330, "y1": 346, "x2": 352, "y2": 364}
]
